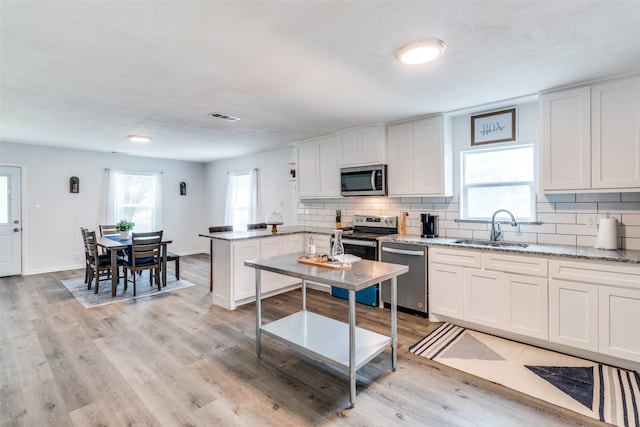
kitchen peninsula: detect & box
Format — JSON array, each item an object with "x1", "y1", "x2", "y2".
[{"x1": 199, "y1": 227, "x2": 332, "y2": 310}]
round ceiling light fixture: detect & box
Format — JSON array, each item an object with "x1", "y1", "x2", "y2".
[
  {"x1": 128, "y1": 135, "x2": 151, "y2": 143},
  {"x1": 395, "y1": 38, "x2": 446, "y2": 65}
]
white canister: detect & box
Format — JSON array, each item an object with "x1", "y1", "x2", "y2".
[{"x1": 594, "y1": 218, "x2": 618, "y2": 250}]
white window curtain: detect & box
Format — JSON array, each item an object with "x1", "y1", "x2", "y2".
[
  {"x1": 224, "y1": 169, "x2": 258, "y2": 230},
  {"x1": 106, "y1": 169, "x2": 163, "y2": 231}
]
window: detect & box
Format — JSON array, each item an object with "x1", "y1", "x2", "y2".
[
  {"x1": 460, "y1": 144, "x2": 534, "y2": 221},
  {"x1": 107, "y1": 170, "x2": 163, "y2": 231},
  {"x1": 225, "y1": 169, "x2": 258, "y2": 230}
]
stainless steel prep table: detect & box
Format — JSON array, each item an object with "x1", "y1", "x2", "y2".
[{"x1": 244, "y1": 252, "x2": 409, "y2": 408}]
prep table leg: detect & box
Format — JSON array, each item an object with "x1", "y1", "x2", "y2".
[
  {"x1": 349, "y1": 288, "x2": 356, "y2": 408},
  {"x1": 209, "y1": 240, "x2": 213, "y2": 292},
  {"x1": 391, "y1": 276, "x2": 397, "y2": 371},
  {"x1": 301, "y1": 279, "x2": 307, "y2": 311},
  {"x1": 255, "y1": 269, "x2": 262, "y2": 356}
]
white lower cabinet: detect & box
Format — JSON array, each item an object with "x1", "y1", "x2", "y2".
[
  {"x1": 429, "y1": 248, "x2": 548, "y2": 340},
  {"x1": 599, "y1": 286, "x2": 640, "y2": 361},
  {"x1": 213, "y1": 234, "x2": 304, "y2": 310},
  {"x1": 549, "y1": 259, "x2": 640, "y2": 363},
  {"x1": 549, "y1": 279, "x2": 599, "y2": 352}
]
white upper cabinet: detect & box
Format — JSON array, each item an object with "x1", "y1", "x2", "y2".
[
  {"x1": 387, "y1": 114, "x2": 452, "y2": 197},
  {"x1": 297, "y1": 134, "x2": 341, "y2": 198},
  {"x1": 338, "y1": 123, "x2": 386, "y2": 167},
  {"x1": 540, "y1": 86, "x2": 591, "y2": 191},
  {"x1": 592, "y1": 75, "x2": 640, "y2": 189},
  {"x1": 540, "y1": 74, "x2": 640, "y2": 193}
]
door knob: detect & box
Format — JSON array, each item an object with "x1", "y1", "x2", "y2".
[{"x1": 13, "y1": 227, "x2": 20, "y2": 232}]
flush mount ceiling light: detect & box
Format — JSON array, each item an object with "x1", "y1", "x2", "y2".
[
  {"x1": 395, "y1": 38, "x2": 446, "y2": 65},
  {"x1": 128, "y1": 135, "x2": 151, "y2": 143}
]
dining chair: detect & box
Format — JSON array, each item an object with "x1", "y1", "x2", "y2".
[
  {"x1": 247, "y1": 222, "x2": 267, "y2": 230},
  {"x1": 99, "y1": 224, "x2": 126, "y2": 257},
  {"x1": 123, "y1": 230, "x2": 163, "y2": 296},
  {"x1": 207, "y1": 225, "x2": 233, "y2": 292},
  {"x1": 85, "y1": 230, "x2": 124, "y2": 294}
]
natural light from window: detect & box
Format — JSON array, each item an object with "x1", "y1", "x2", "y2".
[
  {"x1": 109, "y1": 171, "x2": 162, "y2": 232},
  {"x1": 460, "y1": 144, "x2": 535, "y2": 221}
]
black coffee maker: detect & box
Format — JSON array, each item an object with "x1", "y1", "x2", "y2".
[{"x1": 420, "y1": 214, "x2": 439, "y2": 238}]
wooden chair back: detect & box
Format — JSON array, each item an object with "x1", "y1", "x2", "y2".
[
  {"x1": 99, "y1": 224, "x2": 118, "y2": 237},
  {"x1": 209, "y1": 225, "x2": 233, "y2": 233},
  {"x1": 247, "y1": 223, "x2": 267, "y2": 230},
  {"x1": 129, "y1": 231, "x2": 163, "y2": 268}
]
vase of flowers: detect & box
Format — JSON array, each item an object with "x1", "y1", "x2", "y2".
[{"x1": 115, "y1": 220, "x2": 135, "y2": 240}]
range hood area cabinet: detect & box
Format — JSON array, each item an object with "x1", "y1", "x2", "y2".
[
  {"x1": 540, "y1": 74, "x2": 640, "y2": 193},
  {"x1": 297, "y1": 123, "x2": 386, "y2": 198},
  {"x1": 386, "y1": 114, "x2": 453, "y2": 197}
]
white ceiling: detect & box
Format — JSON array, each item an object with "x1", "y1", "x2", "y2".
[{"x1": 2, "y1": 1, "x2": 640, "y2": 163}]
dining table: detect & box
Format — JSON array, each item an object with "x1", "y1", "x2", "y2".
[{"x1": 96, "y1": 235, "x2": 173, "y2": 297}]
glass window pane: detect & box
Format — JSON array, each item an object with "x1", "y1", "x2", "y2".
[
  {"x1": 466, "y1": 185, "x2": 533, "y2": 219},
  {"x1": 464, "y1": 146, "x2": 533, "y2": 184}
]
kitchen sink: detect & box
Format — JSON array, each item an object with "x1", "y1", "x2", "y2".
[{"x1": 453, "y1": 239, "x2": 529, "y2": 248}]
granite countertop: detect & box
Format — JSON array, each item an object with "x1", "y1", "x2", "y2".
[
  {"x1": 383, "y1": 235, "x2": 640, "y2": 264},
  {"x1": 199, "y1": 228, "x2": 640, "y2": 264}
]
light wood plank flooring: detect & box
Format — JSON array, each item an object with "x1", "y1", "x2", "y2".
[{"x1": 1, "y1": 254, "x2": 607, "y2": 426}]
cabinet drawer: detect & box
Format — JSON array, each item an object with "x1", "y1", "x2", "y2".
[
  {"x1": 549, "y1": 259, "x2": 640, "y2": 290},
  {"x1": 483, "y1": 253, "x2": 548, "y2": 277},
  {"x1": 429, "y1": 248, "x2": 481, "y2": 268}
]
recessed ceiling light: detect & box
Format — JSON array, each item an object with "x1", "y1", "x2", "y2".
[
  {"x1": 128, "y1": 135, "x2": 151, "y2": 143},
  {"x1": 396, "y1": 38, "x2": 446, "y2": 65}
]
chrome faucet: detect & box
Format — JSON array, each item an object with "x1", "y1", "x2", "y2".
[{"x1": 490, "y1": 209, "x2": 518, "y2": 241}]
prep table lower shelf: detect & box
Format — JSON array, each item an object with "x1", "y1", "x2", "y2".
[{"x1": 261, "y1": 310, "x2": 391, "y2": 370}]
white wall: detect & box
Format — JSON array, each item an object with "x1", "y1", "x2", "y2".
[
  {"x1": 0, "y1": 142, "x2": 208, "y2": 274},
  {"x1": 205, "y1": 146, "x2": 297, "y2": 228}
]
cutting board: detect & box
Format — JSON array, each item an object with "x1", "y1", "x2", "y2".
[{"x1": 297, "y1": 257, "x2": 351, "y2": 270}]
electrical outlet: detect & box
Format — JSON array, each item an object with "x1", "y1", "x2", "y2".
[{"x1": 586, "y1": 215, "x2": 597, "y2": 228}]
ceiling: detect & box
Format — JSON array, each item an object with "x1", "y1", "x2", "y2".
[{"x1": 2, "y1": 1, "x2": 640, "y2": 163}]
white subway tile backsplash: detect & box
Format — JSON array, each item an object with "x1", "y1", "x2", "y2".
[{"x1": 298, "y1": 192, "x2": 640, "y2": 250}]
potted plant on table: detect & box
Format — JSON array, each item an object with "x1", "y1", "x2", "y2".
[{"x1": 115, "y1": 220, "x2": 135, "y2": 240}]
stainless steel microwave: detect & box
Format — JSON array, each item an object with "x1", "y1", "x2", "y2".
[{"x1": 340, "y1": 165, "x2": 387, "y2": 196}]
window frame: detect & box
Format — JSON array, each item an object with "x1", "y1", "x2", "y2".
[{"x1": 460, "y1": 143, "x2": 536, "y2": 221}]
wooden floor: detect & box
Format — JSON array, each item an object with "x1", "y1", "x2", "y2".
[{"x1": 1, "y1": 254, "x2": 607, "y2": 426}]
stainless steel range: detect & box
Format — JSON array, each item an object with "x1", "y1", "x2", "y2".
[{"x1": 330, "y1": 215, "x2": 397, "y2": 306}]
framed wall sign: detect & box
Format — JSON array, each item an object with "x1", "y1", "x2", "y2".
[{"x1": 471, "y1": 108, "x2": 516, "y2": 145}]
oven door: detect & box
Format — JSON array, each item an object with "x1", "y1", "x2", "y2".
[{"x1": 341, "y1": 238, "x2": 378, "y2": 261}]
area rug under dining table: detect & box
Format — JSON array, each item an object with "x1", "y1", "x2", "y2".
[
  {"x1": 60, "y1": 275, "x2": 195, "y2": 309},
  {"x1": 409, "y1": 322, "x2": 639, "y2": 427}
]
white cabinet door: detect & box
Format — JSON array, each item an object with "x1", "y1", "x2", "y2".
[
  {"x1": 260, "y1": 238, "x2": 284, "y2": 293},
  {"x1": 387, "y1": 115, "x2": 451, "y2": 197},
  {"x1": 540, "y1": 86, "x2": 591, "y2": 191},
  {"x1": 592, "y1": 75, "x2": 640, "y2": 189},
  {"x1": 297, "y1": 139, "x2": 319, "y2": 197},
  {"x1": 429, "y1": 263, "x2": 465, "y2": 320},
  {"x1": 317, "y1": 135, "x2": 341, "y2": 197},
  {"x1": 464, "y1": 268, "x2": 508, "y2": 328},
  {"x1": 339, "y1": 123, "x2": 385, "y2": 166},
  {"x1": 232, "y1": 240, "x2": 261, "y2": 301},
  {"x1": 549, "y1": 279, "x2": 599, "y2": 352},
  {"x1": 599, "y1": 286, "x2": 640, "y2": 361},
  {"x1": 506, "y1": 274, "x2": 548, "y2": 340},
  {"x1": 297, "y1": 135, "x2": 340, "y2": 198}
]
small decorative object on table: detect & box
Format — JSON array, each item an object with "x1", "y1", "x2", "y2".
[
  {"x1": 265, "y1": 211, "x2": 283, "y2": 233},
  {"x1": 115, "y1": 219, "x2": 135, "y2": 240}
]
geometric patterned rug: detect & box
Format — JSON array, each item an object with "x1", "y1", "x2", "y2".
[
  {"x1": 409, "y1": 323, "x2": 640, "y2": 427},
  {"x1": 60, "y1": 275, "x2": 195, "y2": 309}
]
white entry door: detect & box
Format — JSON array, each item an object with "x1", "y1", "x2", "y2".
[{"x1": 0, "y1": 166, "x2": 22, "y2": 276}]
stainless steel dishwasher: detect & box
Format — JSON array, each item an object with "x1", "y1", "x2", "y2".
[{"x1": 380, "y1": 241, "x2": 428, "y2": 314}]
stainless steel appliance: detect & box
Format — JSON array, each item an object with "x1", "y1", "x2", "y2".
[
  {"x1": 340, "y1": 164, "x2": 387, "y2": 196},
  {"x1": 381, "y1": 241, "x2": 428, "y2": 314},
  {"x1": 330, "y1": 215, "x2": 397, "y2": 306},
  {"x1": 420, "y1": 213, "x2": 439, "y2": 238}
]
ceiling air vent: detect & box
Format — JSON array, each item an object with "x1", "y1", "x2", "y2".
[{"x1": 208, "y1": 112, "x2": 241, "y2": 122}]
